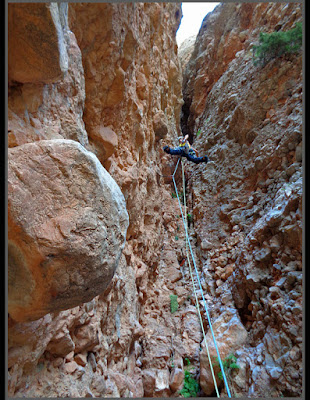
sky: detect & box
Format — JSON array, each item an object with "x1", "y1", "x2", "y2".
[{"x1": 176, "y1": 2, "x2": 220, "y2": 46}]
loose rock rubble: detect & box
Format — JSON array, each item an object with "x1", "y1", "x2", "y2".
[{"x1": 181, "y1": 2, "x2": 302, "y2": 397}]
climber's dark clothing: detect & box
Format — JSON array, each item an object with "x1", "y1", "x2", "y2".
[{"x1": 163, "y1": 146, "x2": 208, "y2": 164}]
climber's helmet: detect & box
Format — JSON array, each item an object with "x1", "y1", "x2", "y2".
[{"x1": 178, "y1": 134, "x2": 188, "y2": 144}]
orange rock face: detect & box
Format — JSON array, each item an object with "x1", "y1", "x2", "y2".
[
  {"x1": 182, "y1": 3, "x2": 302, "y2": 135},
  {"x1": 8, "y1": 139, "x2": 129, "y2": 322},
  {"x1": 8, "y1": 3, "x2": 187, "y2": 398},
  {"x1": 8, "y1": 3, "x2": 87, "y2": 148},
  {"x1": 68, "y1": 2, "x2": 183, "y2": 169},
  {"x1": 8, "y1": 3, "x2": 67, "y2": 83},
  {"x1": 7, "y1": 2, "x2": 303, "y2": 398}
]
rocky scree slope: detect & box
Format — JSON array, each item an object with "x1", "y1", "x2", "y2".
[{"x1": 179, "y1": 2, "x2": 302, "y2": 397}]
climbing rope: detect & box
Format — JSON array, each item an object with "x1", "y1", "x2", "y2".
[
  {"x1": 187, "y1": 253, "x2": 220, "y2": 397},
  {"x1": 181, "y1": 160, "x2": 220, "y2": 397},
  {"x1": 171, "y1": 157, "x2": 232, "y2": 398}
]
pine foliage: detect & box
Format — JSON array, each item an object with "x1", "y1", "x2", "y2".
[{"x1": 252, "y1": 22, "x2": 302, "y2": 66}]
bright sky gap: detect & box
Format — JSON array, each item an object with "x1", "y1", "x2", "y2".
[{"x1": 177, "y1": 2, "x2": 220, "y2": 46}]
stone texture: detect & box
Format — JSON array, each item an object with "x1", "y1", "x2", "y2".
[
  {"x1": 153, "y1": 110, "x2": 169, "y2": 141},
  {"x1": 8, "y1": 2, "x2": 186, "y2": 397},
  {"x1": 169, "y1": 367, "x2": 184, "y2": 392},
  {"x1": 200, "y1": 310, "x2": 248, "y2": 395},
  {"x1": 8, "y1": 3, "x2": 88, "y2": 148},
  {"x1": 7, "y1": 2, "x2": 302, "y2": 399},
  {"x1": 8, "y1": 139, "x2": 129, "y2": 322},
  {"x1": 181, "y1": 2, "x2": 302, "y2": 397},
  {"x1": 74, "y1": 353, "x2": 87, "y2": 367},
  {"x1": 69, "y1": 2, "x2": 183, "y2": 168},
  {"x1": 142, "y1": 368, "x2": 171, "y2": 397},
  {"x1": 45, "y1": 327, "x2": 75, "y2": 357},
  {"x1": 89, "y1": 126, "x2": 118, "y2": 159},
  {"x1": 178, "y1": 35, "x2": 196, "y2": 71},
  {"x1": 72, "y1": 322, "x2": 99, "y2": 354},
  {"x1": 64, "y1": 360, "x2": 78, "y2": 374},
  {"x1": 8, "y1": 3, "x2": 68, "y2": 83}
]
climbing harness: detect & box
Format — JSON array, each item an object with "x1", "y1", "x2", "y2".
[
  {"x1": 179, "y1": 140, "x2": 192, "y2": 154},
  {"x1": 171, "y1": 157, "x2": 232, "y2": 398}
]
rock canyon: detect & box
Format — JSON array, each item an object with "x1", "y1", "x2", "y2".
[{"x1": 8, "y1": 2, "x2": 303, "y2": 398}]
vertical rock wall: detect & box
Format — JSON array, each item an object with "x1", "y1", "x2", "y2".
[
  {"x1": 8, "y1": 3, "x2": 192, "y2": 398},
  {"x1": 8, "y1": 3, "x2": 88, "y2": 147},
  {"x1": 69, "y1": 3, "x2": 183, "y2": 243},
  {"x1": 181, "y1": 3, "x2": 302, "y2": 397}
]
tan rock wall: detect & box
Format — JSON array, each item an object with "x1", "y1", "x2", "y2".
[
  {"x1": 181, "y1": 2, "x2": 302, "y2": 397},
  {"x1": 8, "y1": 3, "x2": 67, "y2": 84},
  {"x1": 69, "y1": 3, "x2": 183, "y2": 167},
  {"x1": 178, "y1": 35, "x2": 196, "y2": 71},
  {"x1": 8, "y1": 3, "x2": 192, "y2": 398},
  {"x1": 8, "y1": 3, "x2": 88, "y2": 148},
  {"x1": 182, "y1": 2, "x2": 302, "y2": 136}
]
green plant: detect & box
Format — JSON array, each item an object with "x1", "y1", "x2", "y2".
[
  {"x1": 196, "y1": 129, "x2": 202, "y2": 137},
  {"x1": 170, "y1": 294, "x2": 178, "y2": 313},
  {"x1": 252, "y1": 22, "x2": 302, "y2": 66},
  {"x1": 179, "y1": 358, "x2": 200, "y2": 397},
  {"x1": 179, "y1": 370, "x2": 200, "y2": 397},
  {"x1": 185, "y1": 357, "x2": 190, "y2": 366},
  {"x1": 212, "y1": 353, "x2": 240, "y2": 380},
  {"x1": 187, "y1": 213, "x2": 193, "y2": 223},
  {"x1": 171, "y1": 191, "x2": 185, "y2": 204}
]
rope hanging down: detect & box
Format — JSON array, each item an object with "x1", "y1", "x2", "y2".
[
  {"x1": 171, "y1": 158, "x2": 232, "y2": 398},
  {"x1": 181, "y1": 160, "x2": 220, "y2": 398}
]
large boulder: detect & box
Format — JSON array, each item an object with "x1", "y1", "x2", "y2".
[
  {"x1": 199, "y1": 309, "x2": 248, "y2": 395},
  {"x1": 8, "y1": 139, "x2": 129, "y2": 322}
]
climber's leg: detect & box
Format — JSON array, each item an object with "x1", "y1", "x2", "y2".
[
  {"x1": 163, "y1": 146, "x2": 185, "y2": 156},
  {"x1": 186, "y1": 153, "x2": 209, "y2": 164}
]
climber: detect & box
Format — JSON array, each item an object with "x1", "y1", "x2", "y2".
[{"x1": 163, "y1": 134, "x2": 209, "y2": 164}]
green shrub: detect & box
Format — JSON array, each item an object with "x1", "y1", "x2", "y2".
[
  {"x1": 179, "y1": 357, "x2": 200, "y2": 397},
  {"x1": 170, "y1": 294, "x2": 178, "y2": 313},
  {"x1": 212, "y1": 353, "x2": 240, "y2": 380},
  {"x1": 180, "y1": 370, "x2": 200, "y2": 398},
  {"x1": 252, "y1": 22, "x2": 302, "y2": 66},
  {"x1": 179, "y1": 359, "x2": 200, "y2": 398}
]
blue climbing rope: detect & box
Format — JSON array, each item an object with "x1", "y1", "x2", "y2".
[{"x1": 171, "y1": 157, "x2": 232, "y2": 398}]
